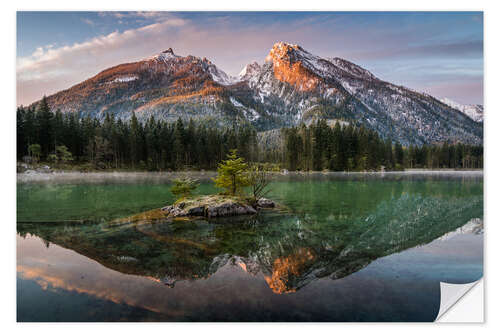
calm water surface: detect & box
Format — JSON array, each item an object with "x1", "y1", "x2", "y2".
[{"x1": 17, "y1": 172, "x2": 483, "y2": 322}]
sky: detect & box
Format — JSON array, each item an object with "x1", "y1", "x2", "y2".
[{"x1": 16, "y1": 11, "x2": 483, "y2": 106}]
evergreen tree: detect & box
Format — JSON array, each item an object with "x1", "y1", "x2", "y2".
[
  {"x1": 170, "y1": 177, "x2": 199, "y2": 200},
  {"x1": 15, "y1": 102, "x2": 483, "y2": 172},
  {"x1": 173, "y1": 118, "x2": 185, "y2": 169},
  {"x1": 36, "y1": 96, "x2": 54, "y2": 157},
  {"x1": 130, "y1": 112, "x2": 142, "y2": 167},
  {"x1": 213, "y1": 149, "x2": 250, "y2": 195}
]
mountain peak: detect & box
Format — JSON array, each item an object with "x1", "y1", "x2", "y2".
[
  {"x1": 266, "y1": 42, "x2": 306, "y2": 63},
  {"x1": 35, "y1": 43, "x2": 483, "y2": 146},
  {"x1": 148, "y1": 48, "x2": 179, "y2": 62},
  {"x1": 265, "y1": 42, "x2": 323, "y2": 92},
  {"x1": 239, "y1": 61, "x2": 261, "y2": 80},
  {"x1": 271, "y1": 41, "x2": 303, "y2": 52}
]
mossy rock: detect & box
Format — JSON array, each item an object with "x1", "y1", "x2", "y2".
[{"x1": 113, "y1": 195, "x2": 279, "y2": 224}]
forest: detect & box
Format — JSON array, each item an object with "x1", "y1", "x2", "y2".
[{"x1": 16, "y1": 97, "x2": 483, "y2": 171}]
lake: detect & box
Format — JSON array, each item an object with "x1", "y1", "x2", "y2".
[{"x1": 16, "y1": 172, "x2": 483, "y2": 322}]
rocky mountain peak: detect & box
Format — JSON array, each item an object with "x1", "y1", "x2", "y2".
[
  {"x1": 239, "y1": 61, "x2": 261, "y2": 80},
  {"x1": 33, "y1": 41, "x2": 483, "y2": 146},
  {"x1": 266, "y1": 42, "x2": 305, "y2": 63},
  {"x1": 149, "y1": 48, "x2": 180, "y2": 62},
  {"x1": 264, "y1": 42, "x2": 322, "y2": 92}
]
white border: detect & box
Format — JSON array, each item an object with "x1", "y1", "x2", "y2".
[{"x1": 3, "y1": 0, "x2": 499, "y2": 332}]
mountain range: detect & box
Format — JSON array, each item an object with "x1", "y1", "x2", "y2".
[
  {"x1": 33, "y1": 42, "x2": 483, "y2": 146},
  {"x1": 439, "y1": 97, "x2": 483, "y2": 123}
]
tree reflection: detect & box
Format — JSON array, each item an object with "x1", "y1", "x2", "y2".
[{"x1": 17, "y1": 191, "x2": 482, "y2": 294}]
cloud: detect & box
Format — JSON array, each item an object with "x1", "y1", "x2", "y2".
[
  {"x1": 98, "y1": 11, "x2": 177, "y2": 22},
  {"x1": 17, "y1": 17, "x2": 188, "y2": 104},
  {"x1": 16, "y1": 13, "x2": 483, "y2": 106},
  {"x1": 81, "y1": 18, "x2": 95, "y2": 26},
  {"x1": 16, "y1": 14, "x2": 312, "y2": 104}
]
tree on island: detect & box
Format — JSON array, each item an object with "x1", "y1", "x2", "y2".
[
  {"x1": 247, "y1": 164, "x2": 273, "y2": 204},
  {"x1": 170, "y1": 177, "x2": 199, "y2": 200},
  {"x1": 213, "y1": 149, "x2": 250, "y2": 196}
]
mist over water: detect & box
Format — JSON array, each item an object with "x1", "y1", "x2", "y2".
[{"x1": 17, "y1": 170, "x2": 483, "y2": 184}]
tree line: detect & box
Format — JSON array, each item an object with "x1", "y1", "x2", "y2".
[
  {"x1": 281, "y1": 120, "x2": 483, "y2": 171},
  {"x1": 17, "y1": 97, "x2": 257, "y2": 170},
  {"x1": 17, "y1": 97, "x2": 483, "y2": 171}
]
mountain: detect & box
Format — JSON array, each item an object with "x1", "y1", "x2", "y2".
[
  {"x1": 33, "y1": 43, "x2": 483, "y2": 145},
  {"x1": 40, "y1": 48, "x2": 243, "y2": 125},
  {"x1": 439, "y1": 97, "x2": 483, "y2": 122},
  {"x1": 236, "y1": 42, "x2": 482, "y2": 145},
  {"x1": 18, "y1": 193, "x2": 482, "y2": 294}
]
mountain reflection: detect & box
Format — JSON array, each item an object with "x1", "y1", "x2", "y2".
[{"x1": 17, "y1": 190, "x2": 483, "y2": 295}]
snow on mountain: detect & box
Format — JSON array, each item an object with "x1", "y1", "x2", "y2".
[
  {"x1": 239, "y1": 61, "x2": 261, "y2": 81},
  {"x1": 34, "y1": 43, "x2": 483, "y2": 146},
  {"x1": 148, "y1": 48, "x2": 180, "y2": 62},
  {"x1": 328, "y1": 57, "x2": 377, "y2": 80},
  {"x1": 149, "y1": 48, "x2": 238, "y2": 86},
  {"x1": 238, "y1": 42, "x2": 482, "y2": 145},
  {"x1": 206, "y1": 61, "x2": 239, "y2": 85},
  {"x1": 39, "y1": 48, "x2": 245, "y2": 125},
  {"x1": 439, "y1": 97, "x2": 483, "y2": 122}
]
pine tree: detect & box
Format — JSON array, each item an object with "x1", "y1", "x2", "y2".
[
  {"x1": 173, "y1": 118, "x2": 185, "y2": 169},
  {"x1": 36, "y1": 96, "x2": 54, "y2": 158},
  {"x1": 213, "y1": 149, "x2": 250, "y2": 196},
  {"x1": 170, "y1": 177, "x2": 199, "y2": 200},
  {"x1": 130, "y1": 112, "x2": 142, "y2": 167}
]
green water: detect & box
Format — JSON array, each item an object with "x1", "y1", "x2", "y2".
[
  {"x1": 17, "y1": 173, "x2": 482, "y2": 223},
  {"x1": 17, "y1": 172, "x2": 483, "y2": 322}
]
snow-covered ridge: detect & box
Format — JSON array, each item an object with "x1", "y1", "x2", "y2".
[
  {"x1": 41, "y1": 42, "x2": 483, "y2": 146},
  {"x1": 146, "y1": 48, "x2": 239, "y2": 86},
  {"x1": 239, "y1": 62, "x2": 261, "y2": 81},
  {"x1": 148, "y1": 48, "x2": 180, "y2": 62},
  {"x1": 328, "y1": 57, "x2": 377, "y2": 80},
  {"x1": 265, "y1": 42, "x2": 377, "y2": 86},
  {"x1": 207, "y1": 64, "x2": 239, "y2": 86},
  {"x1": 266, "y1": 42, "x2": 335, "y2": 78},
  {"x1": 439, "y1": 97, "x2": 483, "y2": 122}
]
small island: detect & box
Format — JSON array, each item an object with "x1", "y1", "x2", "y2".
[
  {"x1": 118, "y1": 149, "x2": 278, "y2": 223},
  {"x1": 162, "y1": 194, "x2": 275, "y2": 218}
]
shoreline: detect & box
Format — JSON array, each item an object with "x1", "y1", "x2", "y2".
[{"x1": 17, "y1": 169, "x2": 484, "y2": 184}]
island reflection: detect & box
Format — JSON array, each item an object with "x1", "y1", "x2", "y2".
[{"x1": 18, "y1": 190, "x2": 483, "y2": 295}]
